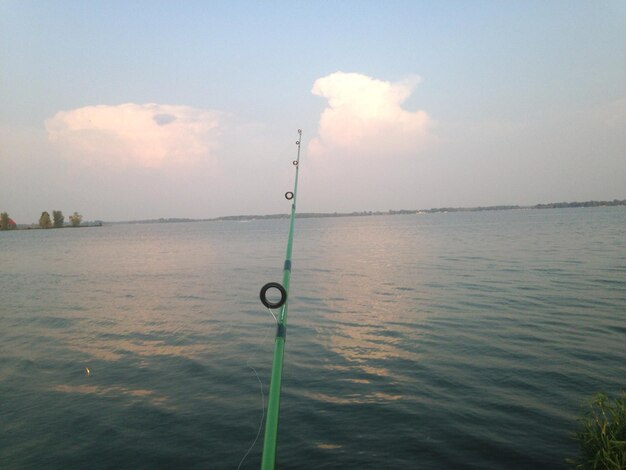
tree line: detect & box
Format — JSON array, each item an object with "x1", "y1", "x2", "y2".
[
  {"x1": 0, "y1": 210, "x2": 83, "y2": 230},
  {"x1": 38, "y1": 210, "x2": 83, "y2": 228}
]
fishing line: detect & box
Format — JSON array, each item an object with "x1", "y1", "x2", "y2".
[
  {"x1": 236, "y1": 307, "x2": 278, "y2": 469},
  {"x1": 236, "y1": 363, "x2": 264, "y2": 470},
  {"x1": 267, "y1": 307, "x2": 277, "y2": 323}
]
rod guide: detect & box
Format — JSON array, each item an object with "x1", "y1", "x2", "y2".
[{"x1": 260, "y1": 282, "x2": 287, "y2": 309}]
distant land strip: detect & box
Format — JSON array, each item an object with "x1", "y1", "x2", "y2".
[{"x1": 115, "y1": 199, "x2": 626, "y2": 224}]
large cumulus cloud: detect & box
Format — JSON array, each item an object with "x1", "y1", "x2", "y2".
[
  {"x1": 309, "y1": 72, "x2": 434, "y2": 158},
  {"x1": 45, "y1": 103, "x2": 222, "y2": 168}
]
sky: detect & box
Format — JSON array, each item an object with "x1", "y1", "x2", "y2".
[{"x1": 1, "y1": 0, "x2": 625, "y2": 222}]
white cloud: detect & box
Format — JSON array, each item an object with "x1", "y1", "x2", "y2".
[
  {"x1": 45, "y1": 103, "x2": 222, "y2": 168},
  {"x1": 309, "y1": 72, "x2": 434, "y2": 159}
]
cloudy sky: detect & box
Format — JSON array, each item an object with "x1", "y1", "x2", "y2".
[{"x1": 1, "y1": 1, "x2": 624, "y2": 222}]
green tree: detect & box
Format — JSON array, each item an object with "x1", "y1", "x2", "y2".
[
  {"x1": 69, "y1": 212, "x2": 83, "y2": 227},
  {"x1": 52, "y1": 210, "x2": 64, "y2": 228},
  {"x1": 1, "y1": 212, "x2": 9, "y2": 230},
  {"x1": 39, "y1": 211, "x2": 52, "y2": 229}
]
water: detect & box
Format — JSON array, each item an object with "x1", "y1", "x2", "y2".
[{"x1": 1, "y1": 208, "x2": 624, "y2": 469}]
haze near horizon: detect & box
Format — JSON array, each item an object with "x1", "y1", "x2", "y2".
[{"x1": 1, "y1": 1, "x2": 624, "y2": 223}]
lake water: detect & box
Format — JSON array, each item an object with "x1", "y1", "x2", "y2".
[{"x1": 1, "y1": 208, "x2": 625, "y2": 469}]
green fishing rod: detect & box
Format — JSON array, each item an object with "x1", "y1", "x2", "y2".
[{"x1": 259, "y1": 129, "x2": 303, "y2": 470}]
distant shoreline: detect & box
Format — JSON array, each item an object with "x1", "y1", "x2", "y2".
[
  {"x1": 111, "y1": 199, "x2": 626, "y2": 225},
  {"x1": 5, "y1": 199, "x2": 624, "y2": 229},
  {"x1": 11, "y1": 221, "x2": 104, "y2": 230}
]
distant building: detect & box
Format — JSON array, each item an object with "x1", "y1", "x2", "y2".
[{"x1": 7, "y1": 218, "x2": 17, "y2": 229}]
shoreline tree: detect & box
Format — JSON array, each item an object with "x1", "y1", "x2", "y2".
[
  {"x1": 53, "y1": 210, "x2": 64, "y2": 228},
  {"x1": 69, "y1": 212, "x2": 83, "y2": 227},
  {"x1": 39, "y1": 211, "x2": 52, "y2": 229},
  {"x1": 1, "y1": 212, "x2": 10, "y2": 230}
]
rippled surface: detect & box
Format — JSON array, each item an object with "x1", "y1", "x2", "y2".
[{"x1": 1, "y1": 208, "x2": 625, "y2": 469}]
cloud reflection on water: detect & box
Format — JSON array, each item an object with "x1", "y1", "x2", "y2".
[
  {"x1": 55, "y1": 384, "x2": 172, "y2": 409},
  {"x1": 293, "y1": 217, "x2": 437, "y2": 396}
]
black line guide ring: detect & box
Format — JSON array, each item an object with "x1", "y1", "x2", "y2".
[
  {"x1": 285, "y1": 192, "x2": 294, "y2": 200},
  {"x1": 260, "y1": 282, "x2": 287, "y2": 309},
  {"x1": 292, "y1": 160, "x2": 298, "y2": 166}
]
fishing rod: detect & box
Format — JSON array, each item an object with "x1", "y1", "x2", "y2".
[{"x1": 259, "y1": 129, "x2": 303, "y2": 470}]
